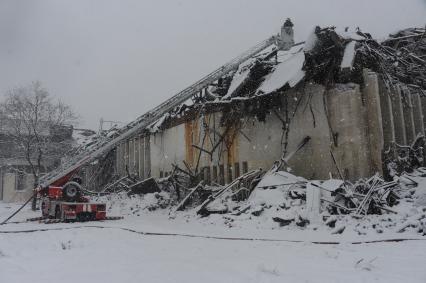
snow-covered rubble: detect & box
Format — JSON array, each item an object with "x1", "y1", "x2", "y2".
[
  {"x1": 93, "y1": 191, "x2": 172, "y2": 216},
  {"x1": 89, "y1": 169, "x2": 426, "y2": 239},
  {"x1": 187, "y1": 170, "x2": 426, "y2": 237}
]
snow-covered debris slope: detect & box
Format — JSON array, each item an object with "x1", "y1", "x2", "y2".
[
  {"x1": 340, "y1": 41, "x2": 357, "y2": 70},
  {"x1": 72, "y1": 129, "x2": 97, "y2": 147},
  {"x1": 176, "y1": 170, "x2": 426, "y2": 238},
  {"x1": 224, "y1": 58, "x2": 256, "y2": 98},
  {"x1": 92, "y1": 191, "x2": 172, "y2": 216},
  {"x1": 257, "y1": 47, "x2": 305, "y2": 94}
]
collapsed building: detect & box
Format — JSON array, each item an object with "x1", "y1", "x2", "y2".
[{"x1": 101, "y1": 21, "x2": 425, "y2": 191}]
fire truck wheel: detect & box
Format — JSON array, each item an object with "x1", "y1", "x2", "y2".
[{"x1": 62, "y1": 181, "x2": 82, "y2": 202}]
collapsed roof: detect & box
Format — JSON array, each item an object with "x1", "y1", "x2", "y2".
[{"x1": 144, "y1": 26, "x2": 426, "y2": 133}]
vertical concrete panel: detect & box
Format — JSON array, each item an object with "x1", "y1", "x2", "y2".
[
  {"x1": 124, "y1": 141, "x2": 129, "y2": 173},
  {"x1": 363, "y1": 70, "x2": 384, "y2": 175},
  {"x1": 411, "y1": 92, "x2": 425, "y2": 138},
  {"x1": 0, "y1": 169, "x2": 3, "y2": 200},
  {"x1": 115, "y1": 145, "x2": 119, "y2": 176},
  {"x1": 286, "y1": 85, "x2": 335, "y2": 179},
  {"x1": 420, "y1": 96, "x2": 426, "y2": 133},
  {"x1": 390, "y1": 86, "x2": 407, "y2": 145},
  {"x1": 401, "y1": 86, "x2": 416, "y2": 144},
  {"x1": 377, "y1": 77, "x2": 395, "y2": 149},
  {"x1": 129, "y1": 139, "x2": 134, "y2": 174},
  {"x1": 235, "y1": 84, "x2": 335, "y2": 180},
  {"x1": 184, "y1": 120, "x2": 200, "y2": 170},
  {"x1": 2, "y1": 173, "x2": 16, "y2": 202},
  {"x1": 134, "y1": 137, "x2": 140, "y2": 176},
  {"x1": 145, "y1": 135, "x2": 151, "y2": 177},
  {"x1": 0, "y1": 173, "x2": 32, "y2": 203},
  {"x1": 117, "y1": 143, "x2": 124, "y2": 176},
  {"x1": 327, "y1": 84, "x2": 371, "y2": 180},
  {"x1": 139, "y1": 137, "x2": 145, "y2": 179}
]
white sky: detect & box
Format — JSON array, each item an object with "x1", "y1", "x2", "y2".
[{"x1": 0, "y1": 0, "x2": 425, "y2": 129}]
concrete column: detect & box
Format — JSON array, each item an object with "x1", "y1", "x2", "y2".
[
  {"x1": 134, "y1": 137, "x2": 140, "y2": 176},
  {"x1": 420, "y1": 96, "x2": 426, "y2": 133},
  {"x1": 139, "y1": 137, "x2": 145, "y2": 179},
  {"x1": 401, "y1": 86, "x2": 416, "y2": 144},
  {"x1": 389, "y1": 85, "x2": 407, "y2": 145},
  {"x1": 145, "y1": 136, "x2": 151, "y2": 177},
  {"x1": 129, "y1": 139, "x2": 134, "y2": 174},
  {"x1": 411, "y1": 92, "x2": 425, "y2": 138},
  {"x1": 115, "y1": 144, "x2": 121, "y2": 176},
  {"x1": 0, "y1": 168, "x2": 3, "y2": 200},
  {"x1": 377, "y1": 77, "x2": 395, "y2": 149},
  {"x1": 327, "y1": 83, "x2": 371, "y2": 180},
  {"x1": 363, "y1": 70, "x2": 384, "y2": 175}
]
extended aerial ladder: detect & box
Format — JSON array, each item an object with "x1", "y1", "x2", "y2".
[{"x1": 39, "y1": 35, "x2": 277, "y2": 188}]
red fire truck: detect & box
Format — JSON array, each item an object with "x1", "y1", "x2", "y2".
[{"x1": 39, "y1": 177, "x2": 106, "y2": 222}]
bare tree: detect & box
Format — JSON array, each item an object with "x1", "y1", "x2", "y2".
[{"x1": 1, "y1": 81, "x2": 77, "y2": 210}]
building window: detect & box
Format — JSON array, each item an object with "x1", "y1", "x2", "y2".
[
  {"x1": 160, "y1": 171, "x2": 164, "y2": 178},
  {"x1": 16, "y1": 172, "x2": 25, "y2": 191}
]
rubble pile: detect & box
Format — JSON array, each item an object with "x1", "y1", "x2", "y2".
[
  {"x1": 358, "y1": 27, "x2": 426, "y2": 94},
  {"x1": 384, "y1": 135, "x2": 425, "y2": 177},
  {"x1": 88, "y1": 163, "x2": 426, "y2": 237},
  {"x1": 179, "y1": 170, "x2": 426, "y2": 236},
  {"x1": 320, "y1": 175, "x2": 401, "y2": 216},
  {"x1": 93, "y1": 191, "x2": 172, "y2": 216}
]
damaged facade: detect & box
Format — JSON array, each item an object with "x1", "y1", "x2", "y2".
[{"x1": 108, "y1": 22, "x2": 425, "y2": 188}]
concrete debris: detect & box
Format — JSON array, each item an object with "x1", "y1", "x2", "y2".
[
  {"x1": 196, "y1": 169, "x2": 264, "y2": 216},
  {"x1": 384, "y1": 135, "x2": 425, "y2": 177},
  {"x1": 127, "y1": 177, "x2": 161, "y2": 196},
  {"x1": 316, "y1": 175, "x2": 402, "y2": 216},
  {"x1": 87, "y1": 164, "x2": 426, "y2": 238}
]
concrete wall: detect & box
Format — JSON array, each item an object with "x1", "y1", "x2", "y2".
[
  {"x1": 114, "y1": 71, "x2": 426, "y2": 183},
  {"x1": 145, "y1": 84, "x2": 340, "y2": 182},
  {"x1": 0, "y1": 172, "x2": 34, "y2": 203},
  {"x1": 327, "y1": 83, "x2": 372, "y2": 180},
  {"x1": 116, "y1": 83, "x2": 357, "y2": 182}
]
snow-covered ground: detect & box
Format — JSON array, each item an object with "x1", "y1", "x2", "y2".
[{"x1": 1, "y1": 200, "x2": 426, "y2": 283}]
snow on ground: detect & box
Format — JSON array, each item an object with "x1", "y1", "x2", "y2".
[
  {"x1": 1, "y1": 171, "x2": 426, "y2": 282},
  {"x1": 1, "y1": 198, "x2": 426, "y2": 283}
]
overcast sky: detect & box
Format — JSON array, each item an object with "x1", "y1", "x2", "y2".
[{"x1": 0, "y1": 0, "x2": 425, "y2": 130}]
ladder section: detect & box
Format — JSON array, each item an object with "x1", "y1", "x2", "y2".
[{"x1": 40, "y1": 36, "x2": 276, "y2": 187}]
